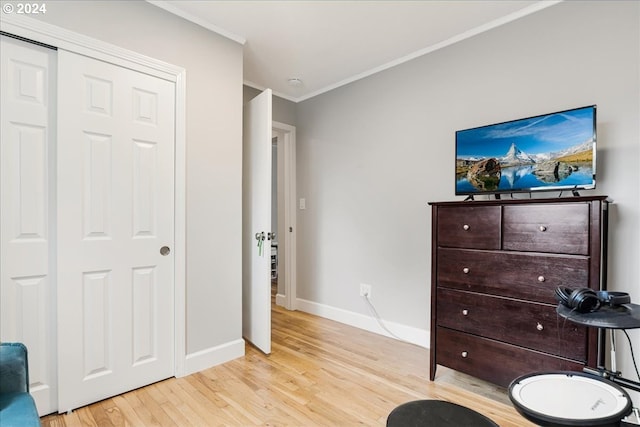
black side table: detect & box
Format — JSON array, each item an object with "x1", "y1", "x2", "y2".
[
  {"x1": 557, "y1": 303, "x2": 640, "y2": 330},
  {"x1": 386, "y1": 400, "x2": 499, "y2": 427}
]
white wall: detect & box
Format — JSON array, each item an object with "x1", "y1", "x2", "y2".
[
  {"x1": 31, "y1": 1, "x2": 245, "y2": 367},
  {"x1": 296, "y1": 0, "x2": 639, "y2": 403}
]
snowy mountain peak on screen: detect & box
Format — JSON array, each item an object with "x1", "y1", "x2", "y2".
[{"x1": 502, "y1": 143, "x2": 536, "y2": 165}]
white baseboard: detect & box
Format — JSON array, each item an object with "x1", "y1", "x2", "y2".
[
  {"x1": 180, "y1": 338, "x2": 245, "y2": 377},
  {"x1": 275, "y1": 293, "x2": 287, "y2": 307},
  {"x1": 295, "y1": 298, "x2": 429, "y2": 348}
]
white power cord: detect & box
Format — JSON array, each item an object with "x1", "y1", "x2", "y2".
[
  {"x1": 611, "y1": 329, "x2": 617, "y2": 373},
  {"x1": 361, "y1": 293, "x2": 412, "y2": 344}
]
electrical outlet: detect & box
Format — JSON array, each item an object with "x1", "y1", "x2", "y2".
[{"x1": 360, "y1": 283, "x2": 372, "y2": 298}]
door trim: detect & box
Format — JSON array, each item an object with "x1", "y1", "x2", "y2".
[
  {"x1": 1, "y1": 14, "x2": 188, "y2": 377},
  {"x1": 272, "y1": 121, "x2": 296, "y2": 311}
]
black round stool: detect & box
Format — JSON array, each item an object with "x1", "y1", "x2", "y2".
[{"x1": 386, "y1": 400, "x2": 499, "y2": 427}]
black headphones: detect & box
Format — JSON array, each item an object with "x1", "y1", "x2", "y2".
[{"x1": 555, "y1": 286, "x2": 631, "y2": 313}]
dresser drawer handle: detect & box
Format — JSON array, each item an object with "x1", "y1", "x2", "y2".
[
  {"x1": 462, "y1": 309, "x2": 469, "y2": 316},
  {"x1": 462, "y1": 267, "x2": 470, "y2": 274},
  {"x1": 463, "y1": 224, "x2": 470, "y2": 231},
  {"x1": 538, "y1": 275, "x2": 545, "y2": 282},
  {"x1": 536, "y1": 322, "x2": 544, "y2": 331},
  {"x1": 539, "y1": 225, "x2": 547, "y2": 232},
  {"x1": 461, "y1": 351, "x2": 468, "y2": 358}
]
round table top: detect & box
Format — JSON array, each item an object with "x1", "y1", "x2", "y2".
[
  {"x1": 386, "y1": 400, "x2": 498, "y2": 427},
  {"x1": 557, "y1": 303, "x2": 640, "y2": 329}
]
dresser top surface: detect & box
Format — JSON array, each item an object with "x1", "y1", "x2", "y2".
[{"x1": 429, "y1": 195, "x2": 610, "y2": 207}]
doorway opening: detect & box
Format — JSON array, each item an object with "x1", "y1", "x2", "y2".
[
  {"x1": 272, "y1": 122, "x2": 296, "y2": 311},
  {"x1": 271, "y1": 135, "x2": 278, "y2": 304}
]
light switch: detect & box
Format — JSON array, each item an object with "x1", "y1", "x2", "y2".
[{"x1": 299, "y1": 198, "x2": 306, "y2": 210}]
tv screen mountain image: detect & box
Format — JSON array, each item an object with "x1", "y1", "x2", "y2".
[{"x1": 455, "y1": 105, "x2": 596, "y2": 195}]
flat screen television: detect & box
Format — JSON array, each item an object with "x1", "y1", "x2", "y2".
[{"x1": 455, "y1": 105, "x2": 596, "y2": 197}]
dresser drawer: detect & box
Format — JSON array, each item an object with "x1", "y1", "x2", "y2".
[
  {"x1": 437, "y1": 248, "x2": 589, "y2": 304},
  {"x1": 435, "y1": 327, "x2": 585, "y2": 388},
  {"x1": 503, "y1": 204, "x2": 590, "y2": 255},
  {"x1": 436, "y1": 206, "x2": 501, "y2": 250},
  {"x1": 436, "y1": 288, "x2": 587, "y2": 360}
]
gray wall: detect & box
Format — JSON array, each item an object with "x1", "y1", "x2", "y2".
[
  {"x1": 33, "y1": 1, "x2": 245, "y2": 357},
  {"x1": 295, "y1": 0, "x2": 639, "y2": 402}
]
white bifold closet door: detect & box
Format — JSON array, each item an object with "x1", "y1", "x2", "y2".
[
  {"x1": 1, "y1": 36, "x2": 176, "y2": 416},
  {"x1": 0, "y1": 34, "x2": 58, "y2": 416},
  {"x1": 56, "y1": 50, "x2": 176, "y2": 412}
]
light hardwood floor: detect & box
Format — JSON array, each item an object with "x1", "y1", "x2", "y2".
[{"x1": 41, "y1": 301, "x2": 535, "y2": 426}]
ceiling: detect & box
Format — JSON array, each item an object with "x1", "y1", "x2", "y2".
[{"x1": 148, "y1": 1, "x2": 560, "y2": 103}]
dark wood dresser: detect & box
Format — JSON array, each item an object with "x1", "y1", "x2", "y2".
[{"x1": 429, "y1": 196, "x2": 609, "y2": 387}]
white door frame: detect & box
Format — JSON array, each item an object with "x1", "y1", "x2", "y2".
[
  {"x1": 0, "y1": 14, "x2": 188, "y2": 377},
  {"x1": 272, "y1": 121, "x2": 297, "y2": 311}
]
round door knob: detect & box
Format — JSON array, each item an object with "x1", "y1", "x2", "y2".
[
  {"x1": 160, "y1": 246, "x2": 171, "y2": 256},
  {"x1": 536, "y1": 322, "x2": 544, "y2": 331},
  {"x1": 463, "y1": 224, "x2": 470, "y2": 231},
  {"x1": 539, "y1": 225, "x2": 547, "y2": 232},
  {"x1": 462, "y1": 309, "x2": 469, "y2": 316},
  {"x1": 537, "y1": 275, "x2": 545, "y2": 282},
  {"x1": 461, "y1": 351, "x2": 468, "y2": 358},
  {"x1": 462, "y1": 267, "x2": 470, "y2": 274}
]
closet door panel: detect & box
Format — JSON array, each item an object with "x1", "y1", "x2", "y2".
[
  {"x1": 0, "y1": 35, "x2": 58, "y2": 416},
  {"x1": 56, "y1": 49, "x2": 176, "y2": 413}
]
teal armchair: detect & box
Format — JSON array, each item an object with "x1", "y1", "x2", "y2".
[{"x1": 0, "y1": 343, "x2": 41, "y2": 426}]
